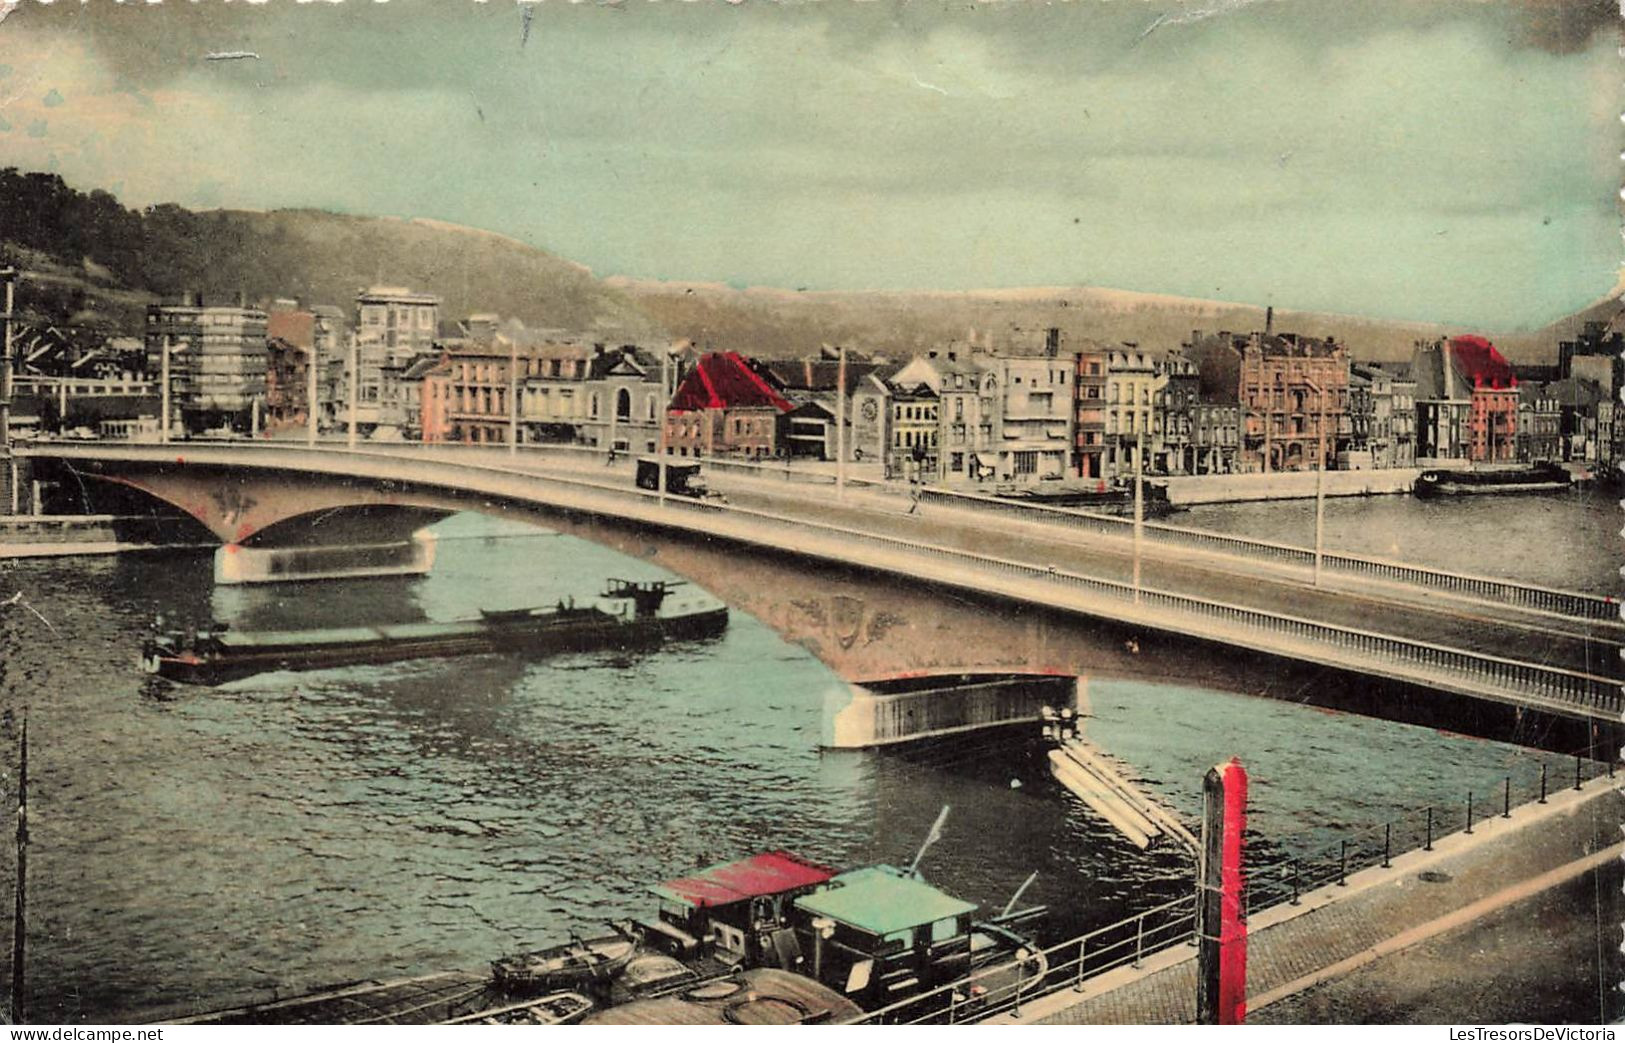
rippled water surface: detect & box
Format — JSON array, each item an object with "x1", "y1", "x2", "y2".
[
  {"x1": 1179, "y1": 484, "x2": 1617, "y2": 594},
  {"x1": 0, "y1": 509, "x2": 1588, "y2": 1021}
]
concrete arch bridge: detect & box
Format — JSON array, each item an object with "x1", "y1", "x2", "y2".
[{"x1": 19, "y1": 441, "x2": 1621, "y2": 753}]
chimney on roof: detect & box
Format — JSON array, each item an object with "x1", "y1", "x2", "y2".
[
  {"x1": 1045, "y1": 327, "x2": 1061, "y2": 357},
  {"x1": 1264, "y1": 306, "x2": 1274, "y2": 335}
]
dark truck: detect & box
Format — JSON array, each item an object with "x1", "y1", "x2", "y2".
[{"x1": 636, "y1": 457, "x2": 715, "y2": 500}]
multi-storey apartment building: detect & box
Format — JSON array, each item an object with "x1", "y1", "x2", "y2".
[
  {"x1": 1073, "y1": 343, "x2": 1108, "y2": 480},
  {"x1": 1411, "y1": 337, "x2": 1516, "y2": 464},
  {"x1": 1103, "y1": 347, "x2": 1166, "y2": 478},
  {"x1": 886, "y1": 349, "x2": 997, "y2": 483},
  {"x1": 987, "y1": 345, "x2": 1073, "y2": 482},
  {"x1": 1190, "y1": 395, "x2": 1240, "y2": 474},
  {"x1": 1154, "y1": 353, "x2": 1198, "y2": 474},
  {"x1": 144, "y1": 293, "x2": 268, "y2": 434},
  {"x1": 353, "y1": 286, "x2": 442, "y2": 433},
  {"x1": 1516, "y1": 383, "x2": 1562, "y2": 463},
  {"x1": 1187, "y1": 314, "x2": 1349, "y2": 473},
  {"x1": 1447, "y1": 336, "x2": 1518, "y2": 463}
]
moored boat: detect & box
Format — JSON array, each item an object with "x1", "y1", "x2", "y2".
[
  {"x1": 139, "y1": 578, "x2": 727, "y2": 685},
  {"x1": 490, "y1": 932, "x2": 639, "y2": 996},
  {"x1": 1413, "y1": 462, "x2": 1571, "y2": 498}
]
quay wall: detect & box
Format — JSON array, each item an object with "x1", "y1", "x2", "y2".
[
  {"x1": 1163, "y1": 469, "x2": 1420, "y2": 505},
  {"x1": 0, "y1": 515, "x2": 209, "y2": 558}
]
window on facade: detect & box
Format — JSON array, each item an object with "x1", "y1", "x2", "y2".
[
  {"x1": 616, "y1": 388, "x2": 632, "y2": 421},
  {"x1": 588, "y1": 393, "x2": 599, "y2": 419}
]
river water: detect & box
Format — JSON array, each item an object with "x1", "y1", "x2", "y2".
[{"x1": 0, "y1": 492, "x2": 1606, "y2": 1022}]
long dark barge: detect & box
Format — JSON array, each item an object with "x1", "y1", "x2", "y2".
[
  {"x1": 1413, "y1": 462, "x2": 1572, "y2": 498},
  {"x1": 140, "y1": 578, "x2": 728, "y2": 685}
]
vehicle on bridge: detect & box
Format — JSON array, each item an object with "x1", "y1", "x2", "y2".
[
  {"x1": 139, "y1": 578, "x2": 728, "y2": 684},
  {"x1": 636, "y1": 457, "x2": 721, "y2": 501}
]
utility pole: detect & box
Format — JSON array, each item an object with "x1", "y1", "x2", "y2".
[
  {"x1": 159, "y1": 335, "x2": 172, "y2": 446},
  {"x1": 1305, "y1": 378, "x2": 1328, "y2": 586},
  {"x1": 306, "y1": 341, "x2": 318, "y2": 446},
  {"x1": 658, "y1": 347, "x2": 671, "y2": 508},
  {"x1": 836, "y1": 344, "x2": 848, "y2": 500},
  {"x1": 347, "y1": 335, "x2": 358, "y2": 450},
  {"x1": 1133, "y1": 427, "x2": 1144, "y2": 603},
  {"x1": 507, "y1": 336, "x2": 518, "y2": 455}
]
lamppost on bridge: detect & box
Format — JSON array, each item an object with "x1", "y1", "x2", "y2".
[
  {"x1": 507, "y1": 334, "x2": 518, "y2": 456},
  {"x1": 1133, "y1": 426, "x2": 1145, "y2": 604},
  {"x1": 1303, "y1": 376, "x2": 1329, "y2": 586},
  {"x1": 159, "y1": 334, "x2": 172, "y2": 447},
  {"x1": 657, "y1": 341, "x2": 683, "y2": 509},
  {"x1": 347, "y1": 333, "x2": 359, "y2": 450},
  {"x1": 836, "y1": 343, "x2": 847, "y2": 502},
  {"x1": 306, "y1": 337, "x2": 318, "y2": 447}
]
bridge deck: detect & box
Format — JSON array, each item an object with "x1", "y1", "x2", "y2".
[
  {"x1": 709, "y1": 478, "x2": 1618, "y2": 681},
  {"x1": 996, "y1": 773, "x2": 1619, "y2": 1025}
]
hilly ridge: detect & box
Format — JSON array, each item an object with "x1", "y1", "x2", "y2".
[{"x1": 1, "y1": 168, "x2": 1608, "y2": 362}]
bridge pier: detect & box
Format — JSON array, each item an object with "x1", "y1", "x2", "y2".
[
  {"x1": 823, "y1": 672, "x2": 1084, "y2": 749},
  {"x1": 214, "y1": 529, "x2": 438, "y2": 585}
]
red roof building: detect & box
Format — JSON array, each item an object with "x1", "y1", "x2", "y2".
[
  {"x1": 665, "y1": 352, "x2": 793, "y2": 459},
  {"x1": 1448, "y1": 336, "x2": 1517, "y2": 462}
]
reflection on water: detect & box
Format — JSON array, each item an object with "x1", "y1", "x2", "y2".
[{"x1": 0, "y1": 512, "x2": 1581, "y2": 1021}]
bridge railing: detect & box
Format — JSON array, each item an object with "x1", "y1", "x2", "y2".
[
  {"x1": 35, "y1": 440, "x2": 1618, "y2": 717},
  {"x1": 73, "y1": 437, "x2": 1615, "y2": 623},
  {"x1": 843, "y1": 892, "x2": 1201, "y2": 1026},
  {"x1": 846, "y1": 746, "x2": 1616, "y2": 1026},
  {"x1": 654, "y1": 487, "x2": 1619, "y2": 716},
  {"x1": 909, "y1": 485, "x2": 1618, "y2": 624}
]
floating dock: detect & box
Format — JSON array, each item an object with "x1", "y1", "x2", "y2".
[{"x1": 1042, "y1": 709, "x2": 1197, "y2": 851}]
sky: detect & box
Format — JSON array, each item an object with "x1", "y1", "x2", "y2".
[{"x1": 0, "y1": 0, "x2": 1620, "y2": 329}]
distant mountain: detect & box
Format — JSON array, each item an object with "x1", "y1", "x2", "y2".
[
  {"x1": 608, "y1": 279, "x2": 1538, "y2": 363},
  {"x1": 2, "y1": 167, "x2": 1609, "y2": 362},
  {"x1": 0, "y1": 168, "x2": 657, "y2": 337}
]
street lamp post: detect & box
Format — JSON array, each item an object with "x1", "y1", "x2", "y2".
[
  {"x1": 347, "y1": 335, "x2": 358, "y2": 450},
  {"x1": 159, "y1": 334, "x2": 172, "y2": 446},
  {"x1": 1133, "y1": 427, "x2": 1144, "y2": 603},
  {"x1": 306, "y1": 341, "x2": 318, "y2": 446},
  {"x1": 658, "y1": 347, "x2": 672, "y2": 508},
  {"x1": 1304, "y1": 377, "x2": 1329, "y2": 586},
  {"x1": 508, "y1": 336, "x2": 518, "y2": 455},
  {"x1": 836, "y1": 344, "x2": 847, "y2": 501}
]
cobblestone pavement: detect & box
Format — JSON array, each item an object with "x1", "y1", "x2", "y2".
[
  {"x1": 1004, "y1": 779, "x2": 1621, "y2": 1025},
  {"x1": 1250, "y1": 858, "x2": 1624, "y2": 1024}
]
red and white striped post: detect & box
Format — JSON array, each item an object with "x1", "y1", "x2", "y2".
[{"x1": 1197, "y1": 757, "x2": 1248, "y2": 1025}]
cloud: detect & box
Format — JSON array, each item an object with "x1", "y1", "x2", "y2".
[{"x1": 0, "y1": 0, "x2": 1618, "y2": 329}]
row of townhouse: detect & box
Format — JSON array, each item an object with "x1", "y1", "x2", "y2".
[{"x1": 142, "y1": 286, "x2": 1622, "y2": 476}]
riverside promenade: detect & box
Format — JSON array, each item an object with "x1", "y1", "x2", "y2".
[{"x1": 993, "y1": 771, "x2": 1622, "y2": 1025}]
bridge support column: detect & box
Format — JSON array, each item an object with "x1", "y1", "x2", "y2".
[
  {"x1": 822, "y1": 673, "x2": 1083, "y2": 749},
  {"x1": 214, "y1": 529, "x2": 438, "y2": 585}
]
